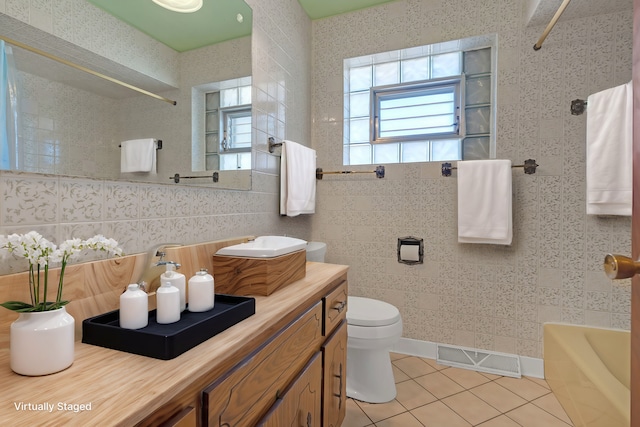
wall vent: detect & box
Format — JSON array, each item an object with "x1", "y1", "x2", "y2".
[{"x1": 436, "y1": 344, "x2": 521, "y2": 378}]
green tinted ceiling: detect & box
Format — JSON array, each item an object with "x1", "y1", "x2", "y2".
[
  {"x1": 85, "y1": 0, "x2": 397, "y2": 52},
  {"x1": 86, "y1": 0, "x2": 252, "y2": 52},
  {"x1": 297, "y1": 0, "x2": 397, "y2": 20}
]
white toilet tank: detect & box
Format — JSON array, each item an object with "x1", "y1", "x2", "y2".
[{"x1": 306, "y1": 242, "x2": 326, "y2": 262}]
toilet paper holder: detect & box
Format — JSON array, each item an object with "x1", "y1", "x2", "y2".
[{"x1": 397, "y1": 237, "x2": 424, "y2": 265}]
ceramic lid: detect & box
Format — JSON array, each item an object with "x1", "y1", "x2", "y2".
[{"x1": 346, "y1": 296, "x2": 401, "y2": 327}]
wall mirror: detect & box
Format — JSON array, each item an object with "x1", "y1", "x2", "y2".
[{"x1": 0, "y1": 0, "x2": 253, "y2": 190}]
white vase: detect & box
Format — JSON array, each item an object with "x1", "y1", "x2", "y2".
[{"x1": 10, "y1": 307, "x2": 75, "y2": 376}]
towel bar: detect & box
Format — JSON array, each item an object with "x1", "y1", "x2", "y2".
[
  {"x1": 170, "y1": 172, "x2": 218, "y2": 183},
  {"x1": 442, "y1": 159, "x2": 538, "y2": 177},
  {"x1": 316, "y1": 166, "x2": 385, "y2": 180},
  {"x1": 119, "y1": 140, "x2": 162, "y2": 149}
]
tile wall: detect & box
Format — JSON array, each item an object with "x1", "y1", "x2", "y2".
[
  {"x1": 310, "y1": 0, "x2": 633, "y2": 358},
  {"x1": 0, "y1": 0, "x2": 313, "y2": 274}
]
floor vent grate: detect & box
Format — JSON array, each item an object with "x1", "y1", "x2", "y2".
[{"x1": 436, "y1": 344, "x2": 521, "y2": 378}]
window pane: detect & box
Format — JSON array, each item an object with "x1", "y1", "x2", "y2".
[
  {"x1": 350, "y1": 66, "x2": 372, "y2": 92},
  {"x1": 374, "y1": 62, "x2": 399, "y2": 86},
  {"x1": 432, "y1": 52, "x2": 461, "y2": 78},
  {"x1": 350, "y1": 144, "x2": 372, "y2": 165},
  {"x1": 238, "y1": 152, "x2": 251, "y2": 169},
  {"x1": 401, "y1": 57, "x2": 429, "y2": 82},
  {"x1": 462, "y1": 136, "x2": 490, "y2": 160},
  {"x1": 221, "y1": 88, "x2": 238, "y2": 107},
  {"x1": 220, "y1": 153, "x2": 238, "y2": 170},
  {"x1": 205, "y1": 92, "x2": 220, "y2": 110},
  {"x1": 206, "y1": 111, "x2": 218, "y2": 132},
  {"x1": 465, "y1": 106, "x2": 491, "y2": 135},
  {"x1": 431, "y1": 139, "x2": 461, "y2": 161},
  {"x1": 374, "y1": 143, "x2": 399, "y2": 163},
  {"x1": 465, "y1": 76, "x2": 491, "y2": 105},
  {"x1": 239, "y1": 85, "x2": 252, "y2": 105},
  {"x1": 350, "y1": 92, "x2": 370, "y2": 118},
  {"x1": 401, "y1": 141, "x2": 428, "y2": 163},
  {"x1": 350, "y1": 118, "x2": 369, "y2": 143},
  {"x1": 464, "y1": 48, "x2": 491, "y2": 74}
]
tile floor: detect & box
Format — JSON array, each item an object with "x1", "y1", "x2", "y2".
[{"x1": 344, "y1": 353, "x2": 574, "y2": 427}]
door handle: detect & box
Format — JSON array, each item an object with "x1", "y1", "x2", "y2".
[{"x1": 603, "y1": 254, "x2": 640, "y2": 279}]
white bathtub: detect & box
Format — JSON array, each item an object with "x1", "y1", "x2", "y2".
[{"x1": 544, "y1": 323, "x2": 630, "y2": 427}]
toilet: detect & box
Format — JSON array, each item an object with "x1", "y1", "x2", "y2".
[
  {"x1": 346, "y1": 296, "x2": 402, "y2": 403},
  {"x1": 306, "y1": 242, "x2": 403, "y2": 404}
]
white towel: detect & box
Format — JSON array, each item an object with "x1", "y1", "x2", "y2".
[
  {"x1": 120, "y1": 139, "x2": 157, "y2": 173},
  {"x1": 279, "y1": 140, "x2": 316, "y2": 217},
  {"x1": 586, "y1": 81, "x2": 633, "y2": 216},
  {"x1": 457, "y1": 159, "x2": 513, "y2": 245}
]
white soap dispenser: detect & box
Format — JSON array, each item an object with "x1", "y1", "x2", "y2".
[
  {"x1": 120, "y1": 284, "x2": 148, "y2": 329},
  {"x1": 156, "y1": 264, "x2": 181, "y2": 324},
  {"x1": 187, "y1": 268, "x2": 215, "y2": 312},
  {"x1": 160, "y1": 262, "x2": 186, "y2": 312}
]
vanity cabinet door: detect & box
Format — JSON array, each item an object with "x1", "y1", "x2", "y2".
[
  {"x1": 257, "y1": 352, "x2": 323, "y2": 427},
  {"x1": 157, "y1": 406, "x2": 197, "y2": 427},
  {"x1": 322, "y1": 321, "x2": 347, "y2": 427},
  {"x1": 323, "y1": 281, "x2": 347, "y2": 336},
  {"x1": 202, "y1": 302, "x2": 323, "y2": 427}
]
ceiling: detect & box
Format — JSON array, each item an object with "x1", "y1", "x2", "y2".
[
  {"x1": 86, "y1": 0, "x2": 253, "y2": 52},
  {"x1": 86, "y1": 0, "x2": 397, "y2": 52}
]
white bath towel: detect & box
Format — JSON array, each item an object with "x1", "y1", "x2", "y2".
[
  {"x1": 457, "y1": 159, "x2": 513, "y2": 245},
  {"x1": 120, "y1": 139, "x2": 156, "y2": 173},
  {"x1": 586, "y1": 81, "x2": 633, "y2": 216},
  {"x1": 279, "y1": 140, "x2": 316, "y2": 217}
]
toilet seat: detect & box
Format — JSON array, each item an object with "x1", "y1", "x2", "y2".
[{"x1": 347, "y1": 296, "x2": 400, "y2": 327}]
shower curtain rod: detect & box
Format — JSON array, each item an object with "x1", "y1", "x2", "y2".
[
  {"x1": 533, "y1": 0, "x2": 572, "y2": 51},
  {"x1": 0, "y1": 35, "x2": 177, "y2": 105}
]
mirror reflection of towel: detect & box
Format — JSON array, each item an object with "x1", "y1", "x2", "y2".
[
  {"x1": 280, "y1": 140, "x2": 316, "y2": 217},
  {"x1": 120, "y1": 139, "x2": 157, "y2": 173}
]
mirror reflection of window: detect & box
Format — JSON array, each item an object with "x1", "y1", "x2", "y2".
[{"x1": 203, "y1": 83, "x2": 251, "y2": 171}]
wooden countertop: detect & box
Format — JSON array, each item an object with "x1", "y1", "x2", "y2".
[{"x1": 0, "y1": 262, "x2": 348, "y2": 426}]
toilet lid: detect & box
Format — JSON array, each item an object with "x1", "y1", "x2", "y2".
[{"x1": 346, "y1": 296, "x2": 401, "y2": 327}]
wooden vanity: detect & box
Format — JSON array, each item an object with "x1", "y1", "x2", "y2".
[{"x1": 0, "y1": 261, "x2": 348, "y2": 427}]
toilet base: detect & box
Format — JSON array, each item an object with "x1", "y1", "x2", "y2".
[{"x1": 346, "y1": 346, "x2": 396, "y2": 403}]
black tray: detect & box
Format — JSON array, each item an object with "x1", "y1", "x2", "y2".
[{"x1": 82, "y1": 294, "x2": 255, "y2": 360}]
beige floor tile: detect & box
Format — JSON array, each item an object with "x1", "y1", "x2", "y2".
[
  {"x1": 375, "y1": 412, "x2": 424, "y2": 427},
  {"x1": 411, "y1": 401, "x2": 472, "y2": 427},
  {"x1": 414, "y1": 371, "x2": 465, "y2": 399},
  {"x1": 390, "y1": 352, "x2": 409, "y2": 361},
  {"x1": 480, "y1": 371, "x2": 502, "y2": 380},
  {"x1": 525, "y1": 376, "x2": 551, "y2": 390},
  {"x1": 532, "y1": 393, "x2": 574, "y2": 425},
  {"x1": 422, "y1": 357, "x2": 450, "y2": 371},
  {"x1": 395, "y1": 379, "x2": 437, "y2": 410},
  {"x1": 343, "y1": 399, "x2": 373, "y2": 427},
  {"x1": 506, "y1": 403, "x2": 572, "y2": 427},
  {"x1": 442, "y1": 390, "x2": 502, "y2": 425},
  {"x1": 477, "y1": 415, "x2": 522, "y2": 426},
  {"x1": 470, "y1": 381, "x2": 527, "y2": 413},
  {"x1": 392, "y1": 365, "x2": 410, "y2": 383},
  {"x1": 495, "y1": 376, "x2": 551, "y2": 401},
  {"x1": 441, "y1": 366, "x2": 492, "y2": 389},
  {"x1": 356, "y1": 399, "x2": 407, "y2": 423},
  {"x1": 393, "y1": 356, "x2": 437, "y2": 378}
]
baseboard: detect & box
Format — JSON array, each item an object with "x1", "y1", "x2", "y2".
[{"x1": 391, "y1": 337, "x2": 544, "y2": 379}]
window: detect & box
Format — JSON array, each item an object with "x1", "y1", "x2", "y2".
[
  {"x1": 204, "y1": 83, "x2": 252, "y2": 171},
  {"x1": 344, "y1": 35, "x2": 496, "y2": 166}
]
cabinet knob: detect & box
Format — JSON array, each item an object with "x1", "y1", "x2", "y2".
[
  {"x1": 332, "y1": 301, "x2": 346, "y2": 313},
  {"x1": 307, "y1": 411, "x2": 312, "y2": 427}
]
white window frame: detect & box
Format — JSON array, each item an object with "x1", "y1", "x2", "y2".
[
  {"x1": 221, "y1": 106, "x2": 252, "y2": 153},
  {"x1": 370, "y1": 76, "x2": 465, "y2": 144}
]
